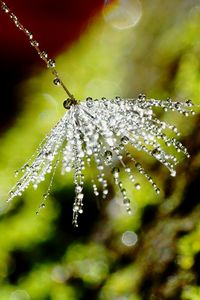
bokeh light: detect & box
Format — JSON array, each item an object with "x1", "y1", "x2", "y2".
[
  {"x1": 121, "y1": 231, "x2": 138, "y2": 247},
  {"x1": 103, "y1": 0, "x2": 142, "y2": 30}
]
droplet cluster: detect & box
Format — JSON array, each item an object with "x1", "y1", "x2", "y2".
[{"x1": 7, "y1": 95, "x2": 194, "y2": 225}]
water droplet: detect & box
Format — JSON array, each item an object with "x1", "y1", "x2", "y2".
[
  {"x1": 123, "y1": 198, "x2": 130, "y2": 206},
  {"x1": 170, "y1": 170, "x2": 176, "y2": 177},
  {"x1": 76, "y1": 186, "x2": 82, "y2": 193},
  {"x1": 121, "y1": 136, "x2": 129, "y2": 145},
  {"x1": 77, "y1": 193, "x2": 84, "y2": 200},
  {"x1": 33, "y1": 184, "x2": 38, "y2": 190},
  {"x1": 40, "y1": 51, "x2": 48, "y2": 59},
  {"x1": 63, "y1": 98, "x2": 74, "y2": 109},
  {"x1": 104, "y1": 150, "x2": 113, "y2": 164},
  {"x1": 9, "y1": 191, "x2": 14, "y2": 197},
  {"x1": 183, "y1": 111, "x2": 189, "y2": 117},
  {"x1": 152, "y1": 148, "x2": 161, "y2": 159},
  {"x1": 86, "y1": 97, "x2": 93, "y2": 108},
  {"x1": 138, "y1": 93, "x2": 146, "y2": 100},
  {"x1": 121, "y1": 188, "x2": 126, "y2": 196},
  {"x1": 73, "y1": 205, "x2": 79, "y2": 212},
  {"x1": 186, "y1": 100, "x2": 193, "y2": 107},
  {"x1": 125, "y1": 167, "x2": 131, "y2": 173},
  {"x1": 47, "y1": 59, "x2": 56, "y2": 68},
  {"x1": 126, "y1": 207, "x2": 132, "y2": 215},
  {"x1": 2, "y1": 3, "x2": 10, "y2": 13},
  {"x1": 30, "y1": 40, "x2": 39, "y2": 47},
  {"x1": 53, "y1": 78, "x2": 61, "y2": 86},
  {"x1": 126, "y1": 152, "x2": 132, "y2": 159},
  {"x1": 135, "y1": 183, "x2": 141, "y2": 190},
  {"x1": 25, "y1": 164, "x2": 30, "y2": 170},
  {"x1": 112, "y1": 167, "x2": 120, "y2": 178},
  {"x1": 103, "y1": 189, "x2": 108, "y2": 195},
  {"x1": 97, "y1": 164, "x2": 104, "y2": 170},
  {"x1": 155, "y1": 188, "x2": 160, "y2": 194},
  {"x1": 166, "y1": 141, "x2": 171, "y2": 147},
  {"x1": 65, "y1": 166, "x2": 71, "y2": 172}
]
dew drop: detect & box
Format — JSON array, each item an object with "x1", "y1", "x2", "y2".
[
  {"x1": 186, "y1": 100, "x2": 193, "y2": 107},
  {"x1": 30, "y1": 40, "x2": 39, "y2": 47},
  {"x1": 33, "y1": 184, "x2": 38, "y2": 190},
  {"x1": 152, "y1": 148, "x2": 161, "y2": 159},
  {"x1": 66, "y1": 166, "x2": 71, "y2": 172},
  {"x1": 43, "y1": 193, "x2": 48, "y2": 200},
  {"x1": 135, "y1": 183, "x2": 141, "y2": 190},
  {"x1": 104, "y1": 150, "x2": 113, "y2": 164},
  {"x1": 121, "y1": 188, "x2": 126, "y2": 196},
  {"x1": 155, "y1": 188, "x2": 160, "y2": 194},
  {"x1": 86, "y1": 97, "x2": 93, "y2": 108},
  {"x1": 123, "y1": 198, "x2": 130, "y2": 206},
  {"x1": 125, "y1": 167, "x2": 131, "y2": 173},
  {"x1": 53, "y1": 78, "x2": 61, "y2": 86},
  {"x1": 170, "y1": 170, "x2": 176, "y2": 177},
  {"x1": 40, "y1": 51, "x2": 48, "y2": 59},
  {"x1": 45, "y1": 151, "x2": 54, "y2": 161},
  {"x1": 112, "y1": 167, "x2": 120, "y2": 178},
  {"x1": 77, "y1": 193, "x2": 84, "y2": 200},
  {"x1": 121, "y1": 136, "x2": 129, "y2": 145},
  {"x1": 25, "y1": 164, "x2": 30, "y2": 171},
  {"x1": 47, "y1": 59, "x2": 56, "y2": 68},
  {"x1": 76, "y1": 186, "x2": 82, "y2": 193},
  {"x1": 103, "y1": 189, "x2": 109, "y2": 195},
  {"x1": 127, "y1": 207, "x2": 132, "y2": 215},
  {"x1": 63, "y1": 98, "x2": 74, "y2": 109},
  {"x1": 2, "y1": 3, "x2": 10, "y2": 13},
  {"x1": 73, "y1": 205, "x2": 79, "y2": 212}
]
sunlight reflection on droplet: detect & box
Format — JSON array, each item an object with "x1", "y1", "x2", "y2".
[
  {"x1": 103, "y1": 0, "x2": 142, "y2": 30},
  {"x1": 122, "y1": 230, "x2": 138, "y2": 246}
]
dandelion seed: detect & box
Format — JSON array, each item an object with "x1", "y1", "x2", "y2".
[{"x1": 7, "y1": 95, "x2": 194, "y2": 225}]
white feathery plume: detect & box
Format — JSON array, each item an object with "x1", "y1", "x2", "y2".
[{"x1": 7, "y1": 94, "x2": 195, "y2": 226}]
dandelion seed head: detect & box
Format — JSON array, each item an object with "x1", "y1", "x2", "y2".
[{"x1": 7, "y1": 95, "x2": 194, "y2": 225}]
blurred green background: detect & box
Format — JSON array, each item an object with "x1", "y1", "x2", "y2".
[{"x1": 0, "y1": 0, "x2": 200, "y2": 299}]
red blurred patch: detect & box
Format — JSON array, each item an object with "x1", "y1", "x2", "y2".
[{"x1": 0, "y1": 0, "x2": 103, "y2": 65}]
